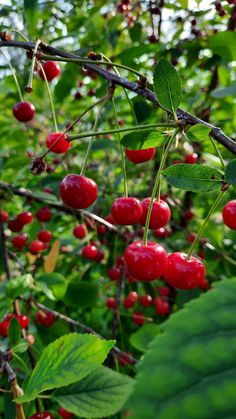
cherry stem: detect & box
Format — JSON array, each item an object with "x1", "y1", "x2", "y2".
[
  {"x1": 143, "y1": 128, "x2": 179, "y2": 246},
  {"x1": 209, "y1": 137, "x2": 226, "y2": 169},
  {"x1": 0, "y1": 50, "x2": 24, "y2": 102},
  {"x1": 187, "y1": 189, "x2": 227, "y2": 259},
  {"x1": 25, "y1": 38, "x2": 41, "y2": 93},
  {"x1": 38, "y1": 62, "x2": 58, "y2": 132},
  {"x1": 112, "y1": 98, "x2": 128, "y2": 197}
]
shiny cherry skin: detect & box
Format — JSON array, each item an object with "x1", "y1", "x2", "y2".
[
  {"x1": 140, "y1": 198, "x2": 171, "y2": 230},
  {"x1": 37, "y1": 230, "x2": 52, "y2": 243},
  {"x1": 159, "y1": 286, "x2": 170, "y2": 297},
  {"x1": 154, "y1": 297, "x2": 170, "y2": 316},
  {"x1": 124, "y1": 240, "x2": 167, "y2": 281},
  {"x1": 12, "y1": 233, "x2": 28, "y2": 250},
  {"x1": 46, "y1": 132, "x2": 70, "y2": 154},
  {"x1": 222, "y1": 200, "x2": 236, "y2": 230},
  {"x1": 139, "y1": 295, "x2": 152, "y2": 308},
  {"x1": 164, "y1": 252, "x2": 206, "y2": 289},
  {"x1": 58, "y1": 407, "x2": 74, "y2": 419},
  {"x1": 29, "y1": 240, "x2": 44, "y2": 254},
  {"x1": 0, "y1": 320, "x2": 9, "y2": 337},
  {"x1": 123, "y1": 291, "x2": 138, "y2": 309},
  {"x1": 13, "y1": 101, "x2": 35, "y2": 122},
  {"x1": 107, "y1": 266, "x2": 121, "y2": 281},
  {"x1": 36, "y1": 207, "x2": 52, "y2": 222},
  {"x1": 154, "y1": 227, "x2": 171, "y2": 239},
  {"x1": 111, "y1": 197, "x2": 143, "y2": 225},
  {"x1": 125, "y1": 148, "x2": 156, "y2": 164},
  {"x1": 17, "y1": 211, "x2": 33, "y2": 225},
  {"x1": 184, "y1": 153, "x2": 198, "y2": 164},
  {"x1": 0, "y1": 210, "x2": 8, "y2": 223},
  {"x1": 60, "y1": 174, "x2": 98, "y2": 209},
  {"x1": 5, "y1": 314, "x2": 29, "y2": 329},
  {"x1": 29, "y1": 411, "x2": 54, "y2": 419},
  {"x1": 82, "y1": 244, "x2": 98, "y2": 260},
  {"x1": 36, "y1": 311, "x2": 56, "y2": 327},
  {"x1": 8, "y1": 218, "x2": 23, "y2": 232},
  {"x1": 106, "y1": 297, "x2": 117, "y2": 310},
  {"x1": 38, "y1": 60, "x2": 61, "y2": 81},
  {"x1": 132, "y1": 311, "x2": 145, "y2": 325},
  {"x1": 73, "y1": 224, "x2": 87, "y2": 239},
  {"x1": 186, "y1": 232, "x2": 196, "y2": 243},
  {"x1": 97, "y1": 224, "x2": 107, "y2": 235}
]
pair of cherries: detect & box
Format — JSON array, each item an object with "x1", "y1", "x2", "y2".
[
  {"x1": 0, "y1": 314, "x2": 29, "y2": 337},
  {"x1": 30, "y1": 407, "x2": 73, "y2": 419}
]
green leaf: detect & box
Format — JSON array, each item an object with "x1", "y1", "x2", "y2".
[
  {"x1": 6, "y1": 274, "x2": 33, "y2": 299},
  {"x1": 127, "y1": 278, "x2": 236, "y2": 419},
  {"x1": 153, "y1": 58, "x2": 182, "y2": 114},
  {"x1": 8, "y1": 318, "x2": 21, "y2": 347},
  {"x1": 186, "y1": 124, "x2": 211, "y2": 142},
  {"x1": 225, "y1": 159, "x2": 236, "y2": 186},
  {"x1": 54, "y1": 366, "x2": 133, "y2": 418},
  {"x1": 211, "y1": 81, "x2": 236, "y2": 99},
  {"x1": 36, "y1": 273, "x2": 67, "y2": 300},
  {"x1": 209, "y1": 32, "x2": 236, "y2": 62},
  {"x1": 162, "y1": 164, "x2": 222, "y2": 192},
  {"x1": 178, "y1": 0, "x2": 188, "y2": 8},
  {"x1": 16, "y1": 333, "x2": 114, "y2": 403},
  {"x1": 130, "y1": 324, "x2": 160, "y2": 353},
  {"x1": 64, "y1": 282, "x2": 99, "y2": 309},
  {"x1": 120, "y1": 130, "x2": 166, "y2": 150}
]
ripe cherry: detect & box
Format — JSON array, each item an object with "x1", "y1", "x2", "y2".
[
  {"x1": 36, "y1": 207, "x2": 52, "y2": 222},
  {"x1": 29, "y1": 240, "x2": 44, "y2": 254},
  {"x1": 184, "y1": 153, "x2": 198, "y2": 164},
  {"x1": 12, "y1": 233, "x2": 28, "y2": 250},
  {"x1": 154, "y1": 227, "x2": 171, "y2": 239},
  {"x1": 94, "y1": 249, "x2": 104, "y2": 262},
  {"x1": 60, "y1": 174, "x2": 98, "y2": 209},
  {"x1": 140, "y1": 198, "x2": 171, "y2": 229},
  {"x1": 38, "y1": 61, "x2": 60, "y2": 81},
  {"x1": 183, "y1": 209, "x2": 195, "y2": 220},
  {"x1": 111, "y1": 197, "x2": 143, "y2": 225},
  {"x1": 154, "y1": 297, "x2": 170, "y2": 316},
  {"x1": 104, "y1": 214, "x2": 116, "y2": 225},
  {"x1": 159, "y1": 286, "x2": 170, "y2": 297},
  {"x1": 132, "y1": 311, "x2": 145, "y2": 325},
  {"x1": 186, "y1": 232, "x2": 196, "y2": 243},
  {"x1": 37, "y1": 230, "x2": 52, "y2": 243},
  {"x1": 106, "y1": 297, "x2": 117, "y2": 310},
  {"x1": 29, "y1": 412, "x2": 54, "y2": 419},
  {"x1": 164, "y1": 252, "x2": 206, "y2": 289},
  {"x1": 124, "y1": 241, "x2": 167, "y2": 281},
  {"x1": 97, "y1": 224, "x2": 107, "y2": 235},
  {"x1": 125, "y1": 148, "x2": 156, "y2": 164},
  {"x1": 8, "y1": 218, "x2": 23, "y2": 232},
  {"x1": 199, "y1": 278, "x2": 210, "y2": 290},
  {"x1": 36, "y1": 311, "x2": 56, "y2": 327},
  {"x1": 17, "y1": 211, "x2": 33, "y2": 225},
  {"x1": 123, "y1": 291, "x2": 138, "y2": 309},
  {"x1": 13, "y1": 101, "x2": 35, "y2": 122},
  {"x1": 139, "y1": 295, "x2": 152, "y2": 308},
  {"x1": 73, "y1": 224, "x2": 87, "y2": 239},
  {"x1": 4, "y1": 314, "x2": 29, "y2": 329},
  {"x1": 222, "y1": 200, "x2": 236, "y2": 230},
  {"x1": 82, "y1": 244, "x2": 98, "y2": 260},
  {"x1": 0, "y1": 320, "x2": 9, "y2": 337},
  {"x1": 58, "y1": 407, "x2": 74, "y2": 419},
  {"x1": 46, "y1": 132, "x2": 70, "y2": 154},
  {"x1": 107, "y1": 266, "x2": 122, "y2": 281},
  {"x1": 0, "y1": 210, "x2": 8, "y2": 222},
  {"x1": 118, "y1": 351, "x2": 133, "y2": 366}
]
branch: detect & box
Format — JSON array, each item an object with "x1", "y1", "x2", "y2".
[{"x1": 0, "y1": 40, "x2": 235, "y2": 154}]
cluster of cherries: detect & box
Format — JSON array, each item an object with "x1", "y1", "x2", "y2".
[
  {"x1": 215, "y1": 0, "x2": 236, "y2": 17},
  {"x1": 29, "y1": 407, "x2": 74, "y2": 419}
]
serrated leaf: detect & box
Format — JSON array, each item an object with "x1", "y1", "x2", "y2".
[
  {"x1": 6, "y1": 274, "x2": 33, "y2": 299},
  {"x1": 127, "y1": 278, "x2": 236, "y2": 419},
  {"x1": 44, "y1": 240, "x2": 60, "y2": 273},
  {"x1": 54, "y1": 366, "x2": 133, "y2": 418},
  {"x1": 186, "y1": 124, "x2": 211, "y2": 142},
  {"x1": 120, "y1": 130, "x2": 166, "y2": 150},
  {"x1": 225, "y1": 159, "x2": 236, "y2": 186},
  {"x1": 162, "y1": 164, "x2": 222, "y2": 192},
  {"x1": 8, "y1": 318, "x2": 21, "y2": 347},
  {"x1": 16, "y1": 333, "x2": 114, "y2": 403},
  {"x1": 130, "y1": 324, "x2": 160, "y2": 353},
  {"x1": 153, "y1": 58, "x2": 182, "y2": 114}
]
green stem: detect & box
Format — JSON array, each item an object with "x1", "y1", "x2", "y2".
[
  {"x1": 38, "y1": 62, "x2": 58, "y2": 132},
  {"x1": 187, "y1": 190, "x2": 226, "y2": 259},
  {"x1": 25, "y1": 39, "x2": 41, "y2": 93},
  {"x1": 223, "y1": 254, "x2": 236, "y2": 267},
  {"x1": 0, "y1": 50, "x2": 23, "y2": 101},
  {"x1": 112, "y1": 98, "x2": 128, "y2": 197},
  {"x1": 143, "y1": 128, "x2": 179, "y2": 246},
  {"x1": 209, "y1": 137, "x2": 226, "y2": 169}
]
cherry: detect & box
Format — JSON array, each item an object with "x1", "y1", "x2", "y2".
[
  {"x1": 124, "y1": 241, "x2": 167, "y2": 281},
  {"x1": 123, "y1": 291, "x2": 138, "y2": 309},
  {"x1": 60, "y1": 174, "x2": 98, "y2": 209},
  {"x1": 219, "y1": 9, "x2": 226, "y2": 16},
  {"x1": 104, "y1": 214, "x2": 116, "y2": 225},
  {"x1": 37, "y1": 230, "x2": 52, "y2": 243},
  {"x1": 184, "y1": 153, "x2": 198, "y2": 164},
  {"x1": 150, "y1": 6, "x2": 161, "y2": 15},
  {"x1": 5, "y1": 314, "x2": 29, "y2": 329},
  {"x1": 154, "y1": 297, "x2": 170, "y2": 316},
  {"x1": 140, "y1": 198, "x2": 171, "y2": 229},
  {"x1": 132, "y1": 311, "x2": 145, "y2": 325},
  {"x1": 191, "y1": 18, "x2": 197, "y2": 26},
  {"x1": 38, "y1": 61, "x2": 60, "y2": 81},
  {"x1": 164, "y1": 252, "x2": 206, "y2": 289},
  {"x1": 186, "y1": 232, "x2": 196, "y2": 243},
  {"x1": 118, "y1": 351, "x2": 133, "y2": 366},
  {"x1": 125, "y1": 148, "x2": 156, "y2": 164},
  {"x1": 139, "y1": 295, "x2": 152, "y2": 308},
  {"x1": 127, "y1": 274, "x2": 137, "y2": 284},
  {"x1": 58, "y1": 407, "x2": 74, "y2": 419},
  {"x1": 36, "y1": 311, "x2": 56, "y2": 327},
  {"x1": 111, "y1": 197, "x2": 143, "y2": 225},
  {"x1": 148, "y1": 34, "x2": 158, "y2": 43},
  {"x1": 29, "y1": 412, "x2": 54, "y2": 419},
  {"x1": 154, "y1": 227, "x2": 171, "y2": 239},
  {"x1": 0, "y1": 210, "x2": 8, "y2": 222},
  {"x1": 82, "y1": 244, "x2": 98, "y2": 260},
  {"x1": 13, "y1": 101, "x2": 35, "y2": 122},
  {"x1": 199, "y1": 278, "x2": 210, "y2": 290},
  {"x1": 17, "y1": 211, "x2": 33, "y2": 225},
  {"x1": 97, "y1": 224, "x2": 107, "y2": 235},
  {"x1": 12, "y1": 233, "x2": 28, "y2": 250},
  {"x1": 215, "y1": 2, "x2": 222, "y2": 11},
  {"x1": 107, "y1": 266, "x2": 122, "y2": 281},
  {"x1": 0, "y1": 320, "x2": 9, "y2": 337},
  {"x1": 106, "y1": 297, "x2": 117, "y2": 310},
  {"x1": 36, "y1": 207, "x2": 52, "y2": 222},
  {"x1": 73, "y1": 224, "x2": 87, "y2": 239},
  {"x1": 222, "y1": 200, "x2": 236, "y2": 230},
  {"x1": 29, "y1": 240, "x2": 44, "y2": 254},
  {"x1": 8, "y1": 218, "x2": 23, "y2": 232},
  {"x1": 159, "y1": 286, "x2": 170, "y2": 297},
  {"x1": 116, "y1": 256, "x2": 125, "y2": 267},
  {"x1": 94, "y1": 249, "x2": 104, "y2": 262},
  {"x1": 183, "y1": 209, "x2": 195, "y2": 220},
  {"x1": 46, "y1": 132, "x2": 70, "y2": 154}
]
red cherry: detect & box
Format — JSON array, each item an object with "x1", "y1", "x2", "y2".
[
  {"x1": 13, "y1": 101, "x2": 35, "y2": 122},
  {"x1": 123, "y1": 291, "x2": 138, "y2": 309},
  {"x1": 104, "y1": 214, "x2": 116, "y2": 225},
  {"x1": 38, "y1": 61, "x2": 60, "y2": 81},
  {"x1": 140, "y1": 198, "x2": 171, "y2": 229},
  {"x1": 60, "y1": 174, "x2": 98, "y2": 209},
  {"x1": 132, "y1": 311, "x2": 145, "y2": 325},
  {"x1": 125, "y1": 148, "x2": 155, "y2": 164},
  {"x1": 215, "y1": 2, "x2": 222, "y2": 11},
  {"x1": 106, "y1": 297, "x2": 117, "y2": 310},
  {"x1": 111, "y1": 197, "x2": 143, "y2": 225},
  {"x1": 154, "y1": 297, "x2": 170, "y2": 316},
  {"x1": 29, "y1": 411, "x2": 54, "y2": 419},
  {"x1": 17, "y1": 315, "x2": 29, "y2": 329},
  {"x1": 82, "y1": 244, "x2": 98, "y2": 260},
  {"x1": 159, "y1": 286, "x2": 170, "y2": 297},
  {"x1": 36, "y1": 311, "x2": 56, "y2": 327},
  {"x1": 0, "y1": 320, "x2": 10, "y2": 337},
  {"x1": 148, "y1": 34, "x2": 158, "y2": 43},
  {"x1": 139, "y1": 294, "x2": 152, "y2": 308},
  {"x1": 184, "y1": 153, "x2": 198, "y2": 164},
  {"x1": 17, "y1": 211, "x2": 33, "y2": 225},
  {"x1": 222, "y1": 200, "x2": 236, "y2": 230},
  {"x1": 58, "y1": 407, "x2": 74, "y2": 419},
  {"x1": 186, "y1": 232, "x2": 196, "y2": 243},
  {"x1": 94, "y1": 250, "x2": 104, "y2": 262},
  {"x1": 8, "y1": 218, "x2": 23, "y2": 232},
  {"x1": 116, "y1": 256, "x2": 125, "y2": 267},
  {"x1": 36, "y1": 207, "x2": 52, "y2": 222},
  {"x1": 127, "y1": 274, "x2": 137, "y2": 283},
  {"x1": 199, "y1": 278, "x2": 210, "y2": 290},
  {"x1": 29, "y1": 240, "x2": 44, "y2": 254},
  {"x1": 191, "y1": 18, "x2": 197, "y2": 25},
  {"x1": 37, "y1": 230, "x2": 52, "y2": 242},
  {"x1": 107, "y1": 266, "x2": 121, "y2": 281},
  {"x1": 12, "y1": 233, "x2": 28, "y2": 250},
  {"x1": 164, "y1": 252, "x2": 206, "y2": 289},
  {"x1": 118, "y1": 351, "x2": 133, "y2": 366},
  {"x1": 154, "y1": 227, "x2": 171, "y2": 239},
  {"x1": 183, "y1": 209, "x2": 195, "y2": 220},
  {"x1": 97, "y1": 224, "x2": 107, "y2": 235},
  {"x1": 124, "y1": 241, "x2": 167, "y2": 281},
  {"x1": 46, "y1": 132, "x2": 70, "y2": 154},
  {"x1": 0, "y1": 210, "x2": 8, "y2": 223},
  {"x1": 73, "y1": 224, "x2": 87, "y2": 239}
]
